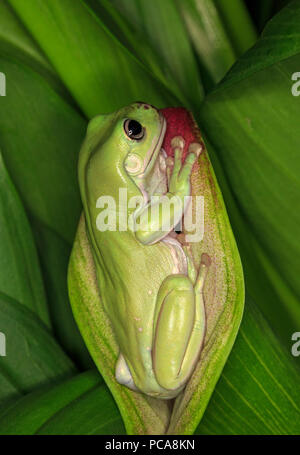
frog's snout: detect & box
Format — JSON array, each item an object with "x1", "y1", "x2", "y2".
[{"x1": 134, "y1": 101, "x2": 158, "y2": 111}]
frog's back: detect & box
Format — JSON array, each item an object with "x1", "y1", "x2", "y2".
[
  {"x1": 97, "y1": 229, "x2": 183, "y2": 310},
  {"x1": 93, "y1": 228, "x2": 187, "y2": 395}
]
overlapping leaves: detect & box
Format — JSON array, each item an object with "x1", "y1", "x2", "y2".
[{"x1": 0, "y1": 0, "x2": 299, "y2": 434}]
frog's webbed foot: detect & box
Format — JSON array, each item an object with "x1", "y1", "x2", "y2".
[
  {"x1": 195, "y1": 253, "x2": 211, "y2": 293},
  {"x1": 115, "y1": 352, "x2": 138, "y2": 391},
  {"x1": 183, "y1": 244, "x2": 197, "y2": 283}
]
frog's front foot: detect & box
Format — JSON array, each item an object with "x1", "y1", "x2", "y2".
[{"x1": 152, "y1": 253, "x2": 211, "y2": 391}]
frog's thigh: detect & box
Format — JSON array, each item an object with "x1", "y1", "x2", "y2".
[{"x1": 153, "y1": 274, "x2": 196, "y2": 390}]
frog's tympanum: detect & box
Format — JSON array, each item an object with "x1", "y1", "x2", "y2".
[{"x1": 68, "y1": 102, "x2": 244, "y2": 434}]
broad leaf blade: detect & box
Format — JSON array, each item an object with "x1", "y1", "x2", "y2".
[
  {"x1": 0, "y1": 55, "x2": 91, "y2": 364},
  {"x1": 111, "y1": 0, "x2": 204, "y2": 110},
  {"x1": 0, "y1": 0, "x2": 76, "y2": 104},
  {"x1": 199, "y1": 48, "x2": 300, "y2": 343},
  {"x1": 0, "y1": 374, "x2": 21, "y2": 410},
  {"x1": 200, "y1": 2, "x2": 300, "y2": 345},
  {"x1": 0, "y1": 57, "x2": 84, "y2": 244},
  {"x1": 217, "y1": 0, "x2": 300, "y2": 90},
  {"x1": 176, "y1": 0, "x2": 237, "y2": 87},
  {"x1": 37, "y1": 380, "x2": 125, "y2": 435},
  {"x1": 197, "y1": 298, "x2": 300, "y2": 435},
  {"x1": 32, "y1": 220, "x2": 93, "y2": 369},
  {"x1": 9, "y1": 0, "x2": 177, "y2": 118},
  {"x1": 83, "y1": 0, "x2": 181, "y2": 104},
  {"x1": 0, "y1": 0, "x2": 51, "y2": 70},
  {"x1": 0, "y1": 292, "x2": 75, "y2": 406},
  {"x1": 214, "y1": 0, "x2": 257, "y2": 56},
  {"x1": 0, "y1": 370, "x2": 114, "y2": 435},
  {"x1": 0, "y1": 151, "x2": 49, "y2": 325}
]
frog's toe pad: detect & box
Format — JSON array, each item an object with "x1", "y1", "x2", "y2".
[
  {"x1": 171, "y1": 135, "x2": 185, "y2": 150},
  {"x1": 188, "y1": 142, "x2": 203, "y2": 157}
]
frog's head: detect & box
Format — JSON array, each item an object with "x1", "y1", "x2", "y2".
[
  {"x1": 79, "y1": 102, "x2": 166, "y2": 200},
  {"x1": 121, "y1": 102, "x2": 167, "y2": 178}
]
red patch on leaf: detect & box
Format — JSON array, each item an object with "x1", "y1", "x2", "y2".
[{"x1": 160, "y1": 107, "x2": 202, "y2": 162}]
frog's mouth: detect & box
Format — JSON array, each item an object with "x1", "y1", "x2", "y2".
[{"x1": 143, "y1": 113, "x2": 167, "y2": 176}]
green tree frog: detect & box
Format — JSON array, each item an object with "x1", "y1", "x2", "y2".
[{"x1": 78, "y1": 102, "x2": 211, "y2": 399}]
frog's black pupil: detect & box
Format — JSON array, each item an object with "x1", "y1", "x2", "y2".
[{"x1": 128, "y1": 120, "x2": 142, "y2": 137}]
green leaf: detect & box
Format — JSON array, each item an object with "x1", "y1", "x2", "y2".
[
  {"x1": 111, "y1": 0, "x2": 204, "y2": 110},
  {"x1": 0, "y1": 56, "x2": 85, "y2": 244},
  {"x1": 0, "y1": 292, "x2": 76, "y2": 407},
  {"x1": 0, "y1": 373, "x2": 21, "y2": 411},
  {"x1": 83, "y1": 0, "x2": 180, "y2": 104},
  {"x1": 176, "y1": 0, "x2": 237, "y2": 87},
  {"x1": 256, "y1": 0, "x2": 274, "y2": 31},
  {"x1": 214, "y1": 0, "x2": 257, "y2": 56},
  {"x1": 199, "y1": 4, "x2": 300, "y2": 342},
  {"x1": 9, "y1": 0, "x2": 177, "y2": 118},
  {"x1": 197, "y1": 298, "x2": 300, "y2": 435},
  {"x1": 33, "y1": 219, "x2": 93, "y2": 369},
  {"x1": 0, "y1": 0, "x2": 76, "y2": 104},
  {"x1": 0, "y1": 151, "x2": 49, "y2": 325},
  {"x1": 0, "y1": 370, "x2": 123, "y2": 435},
  {"x1": 0, "y1": 55, "x2": 91, "y2": 363},
  {"x1": 37, "y1": 378, "x2": 125, "y2": 435},
  {"x1": 0, "y1": 0, "x2": 51, "y2": 70},
  {"x1": 217, "y1": 0, "x2": 300, "y2": 90},
  {"x1": 0, "y1": 57, "x2": 90, "y2": 366}
]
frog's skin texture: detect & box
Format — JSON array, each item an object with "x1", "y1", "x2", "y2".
[{"x1": 78, "y1": 102, "x2": 210, "y2": 399}]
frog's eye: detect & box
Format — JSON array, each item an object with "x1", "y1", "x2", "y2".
[{"x1": 124, "y1": 119, "x2": 144, "y2": 140}]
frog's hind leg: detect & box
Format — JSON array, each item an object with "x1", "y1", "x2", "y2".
[
  {"x1": 152, "y1": 254, "x2": 210, "y2": 391},
  {"x1": 179, "y1": 253, "x2": 210, "y2": 378}
]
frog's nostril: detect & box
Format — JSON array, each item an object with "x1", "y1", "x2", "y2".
[{"x1": 134, "y1": 101, "x2": 157, "y2": 111}]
